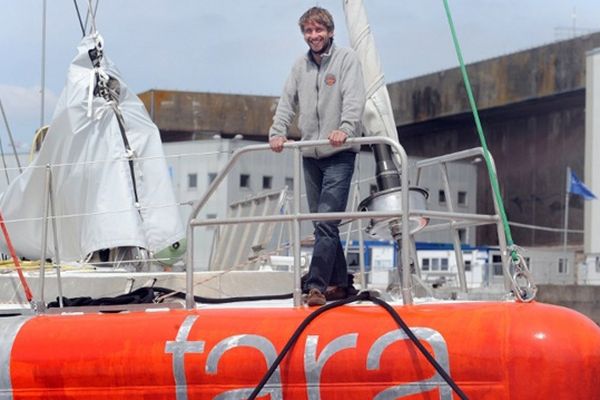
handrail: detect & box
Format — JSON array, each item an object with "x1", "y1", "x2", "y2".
[
  {"x1": 414, "y1": 146, "x2": 512, "y2": 294},
  {"x1": 185, "y1": 136, "x2": 411, "y2": 308},
  {"x1": 191, "y1": 209, "x2": 499, "y2": 228},
  {"x1": 184, "y1": 140, "x2": 524, "y2": 308},
  {"x1": 414, "y1": 147, "x2": 485, "y2": 169}
]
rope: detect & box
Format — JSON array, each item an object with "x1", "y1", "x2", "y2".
[
  {"x1": 0, "y1": 200, "x2": 190, "y2": 226},
  {"x1": 86, "y1": 0, "x2": 98, "y2": 35},
  {"x1": 0, "y1": 211, "x2": 33, "y2": 302},
  {"x1": 509, "y1": 221, "x2": 583, "y2": 234},
  {"x1": 442, "y1": 1, "x2": 516, "y2": 259},
  {"x1": 83, "y1": 0, "x2": 100, "y2": 35},
  {"x1": 442, "y1": 0, "x2": 538, "y2": 302}
]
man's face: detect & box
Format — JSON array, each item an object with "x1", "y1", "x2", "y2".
[{"x1": 302, "y1": 20, "x2": 333, "y2": 54}]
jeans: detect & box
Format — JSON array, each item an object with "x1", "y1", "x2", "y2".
[{"x1": 302, "y1": 151, "x2": 356, "y2": 293}]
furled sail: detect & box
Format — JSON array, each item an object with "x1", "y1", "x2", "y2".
[
  {"x1": 0, "y1": 34, "x2": 184, "y2": 261},
  {"x1": 343, "y1": 0, "x2": 399, "y2": 142}
]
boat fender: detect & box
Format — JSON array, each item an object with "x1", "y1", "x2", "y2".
[{"x1": 248, "y1": 291, "x2": 468, "y2": 400}]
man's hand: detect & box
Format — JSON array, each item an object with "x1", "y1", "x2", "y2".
[
  {"x1": 269, "y1": 136, "x2": 287, "y2": 153},
  {"x1": 328, "y1": 130, "x2": 348, "y2": 147}
]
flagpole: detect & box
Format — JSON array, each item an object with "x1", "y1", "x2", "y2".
[{"x1": 563, "y1": 166, "x2": 571, "y2": 279}]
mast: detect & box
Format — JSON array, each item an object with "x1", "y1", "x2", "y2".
[
  {"x1": 40, "y1": 0, "x2": 47, "y2": 129},
  {"x1": 343, "y1": 0, "x2": 414, "y2": 305}
]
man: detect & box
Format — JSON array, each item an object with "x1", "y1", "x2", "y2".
[{"x1": 269, "y1": 7, "x2": 365, "y2": 306}]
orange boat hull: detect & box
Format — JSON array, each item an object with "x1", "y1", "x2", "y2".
[{"x1": 2, "y1": 301, "x2": 599, "y2": 399}]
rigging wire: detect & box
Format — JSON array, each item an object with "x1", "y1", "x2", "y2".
[
  {"x1": 72, "y1": 0, "x2": 86, "y2": 37},
  {"x1": 83, "y1": 0, "x2": 100, "y2": 35},
  {"x1": 0, "y1": 100, "x2": 12, "y2": 185},
  {"x1": 0, "y1": 98, "x2": 23, "y2": 174},
  {"x1": 86, "y1": 0, "x2": 98, "y2": 35}
]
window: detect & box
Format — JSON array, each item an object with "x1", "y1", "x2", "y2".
[
  {"x1": 493, "y1": 264, "x2": 504, "y2": 276},
  {"x1": 524, "y1": 257, "x2": 531, "y2": 272},
  {"x1": 431, "y1": 258, "x2": 440, "y2": 271},
  {"x1": 346, "y1": 252, "x2": 360, "y2": 272},
  {"x1": 457, "y1": 191, "x2": 467, "y2": 206},
  {"x1": 240, "y1": 174, "x2": 250, "y2": 188},
  {"x1": 458, "y1": 228, "x2": 467, "y2": 243},
  {"x1": 263, "y1": 176, "x2": 272, "y2": 190},
  {"x1": 441, "y1": 258, "x2": 449, "y2": 271},
  {"x1": 492, "y1": 254, "x2": 503, "y2": 276},
  {"x1": 208, "y1": 172, "x2": 217, "y2": 184},
  {"x1": 558, "y1": 258, "x2": 569, "y2": 274},
  {"x1": 205, "y1": 213, "x2": 217, "y2": 230},
  {"x1": 285, "y1": 177, "x2": 294, "y2": 189},
  {"x1": 187, "y1": 173, "x2": 197, "y2": 189},
  {"x1": 422, "y1": 258, "x2": 430, "y2": 271},
  {"x1": 438, "y1": 189, "x2": 446, "y2": 204},
  {"x1": 464, "y1": 260, "x2": 472, "y2": 271}
]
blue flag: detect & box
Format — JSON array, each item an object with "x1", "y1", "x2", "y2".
[{"x1": 569, "y1": 171, "x2": 597, "y2": 200}]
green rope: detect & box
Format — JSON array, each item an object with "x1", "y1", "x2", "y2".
[{"x1": 442, "y1": 0, "x2": 517, "y2": 260}]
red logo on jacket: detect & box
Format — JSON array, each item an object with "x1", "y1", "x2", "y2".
[{"x1": 325, "y1": 74, "x2": 336, "y2": 86}]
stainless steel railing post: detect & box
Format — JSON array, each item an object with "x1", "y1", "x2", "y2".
[{"x1": 292, "y1": 147, "x2": 302, "y2": 306}]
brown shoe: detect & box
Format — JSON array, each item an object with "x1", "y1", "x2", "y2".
[
  {"x1": 306, "y1": 288, "x2": 326, "y2": 307},
  {"x1": 324, "y1": 286, "x2": 348, "y2": 301}
]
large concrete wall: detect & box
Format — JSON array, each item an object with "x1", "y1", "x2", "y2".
[
  {"x1": 388, "y1": 32, "x2": 600, "y2": 125},
  {"x1": 397, "y1": 91, "x2": 586, "y2": 246},
  {"x1": 138, "y1": 90, "x2": 300, "y2": 141},
  {"x1": 537, "y1": 284, "x2": 600, "y2": 325}
]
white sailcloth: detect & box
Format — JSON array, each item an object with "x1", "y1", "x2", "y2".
[
  {"x1": 343, "y1": 0, "x2": 399, "y2": 142},
  {"x1": 0, "y1": 34, "x2": 184, "y2": 261}
]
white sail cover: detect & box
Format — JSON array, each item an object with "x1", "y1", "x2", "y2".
[
  {"x1": 0, "y1": 34, "x2": 184, "y2": 261},
  {"x1": 343, "y1": 0, "x2": 399, "y2": 142}
]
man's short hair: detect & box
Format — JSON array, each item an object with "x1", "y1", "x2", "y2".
[{"x1": 298, "y1": 7, "x2": 334, "y2": 33}]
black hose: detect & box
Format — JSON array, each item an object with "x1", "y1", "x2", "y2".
[
  {"x1": 247, "y1": 291, "x2": 469, "y2": 400},
  {"x1": 247, "y1": 292, "x2": 370, "y2": 400},
  {"x1": 47, "y1": 286, "x2": 293, "y2": 308},
  {"x1": 369, "y1": 295, "x2": 469, "y2": 400},
  {"x1": 152, "y1": 286, "x2": 293, "y2": 304}
]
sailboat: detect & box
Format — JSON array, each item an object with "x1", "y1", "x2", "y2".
[
  {"x1": 0, "y1": 1, "x2": 599, "y2": 399},
  {"x1": 0, "y1": 32, "x2": 185, "y2": 264}
]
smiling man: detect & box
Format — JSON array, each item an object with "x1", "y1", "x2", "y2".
[{"x1": 269, "y1": 7, "x2": 366, "y2": 306}]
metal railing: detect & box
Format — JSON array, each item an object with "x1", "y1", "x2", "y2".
[
  {"x1": 186, "y1": 137, "x2": 411, "y2": 307},
  {"x1": 184, "y1": 139, "x2": 514, "y2": 308},
  {"x1": 415, "y1": 147, "x2": 511, "y2": 293},
  {"x1": 22, "y1": 140, "x2": 513, "y2": 311}
]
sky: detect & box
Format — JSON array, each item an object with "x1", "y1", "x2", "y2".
[{"x1": 1, "y1": 0, "x2": 599, "y2": 151}]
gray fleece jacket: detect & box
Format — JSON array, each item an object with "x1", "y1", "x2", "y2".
[{"x1": 269, "y1": 43, "x2": 366, "y2": 158}]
